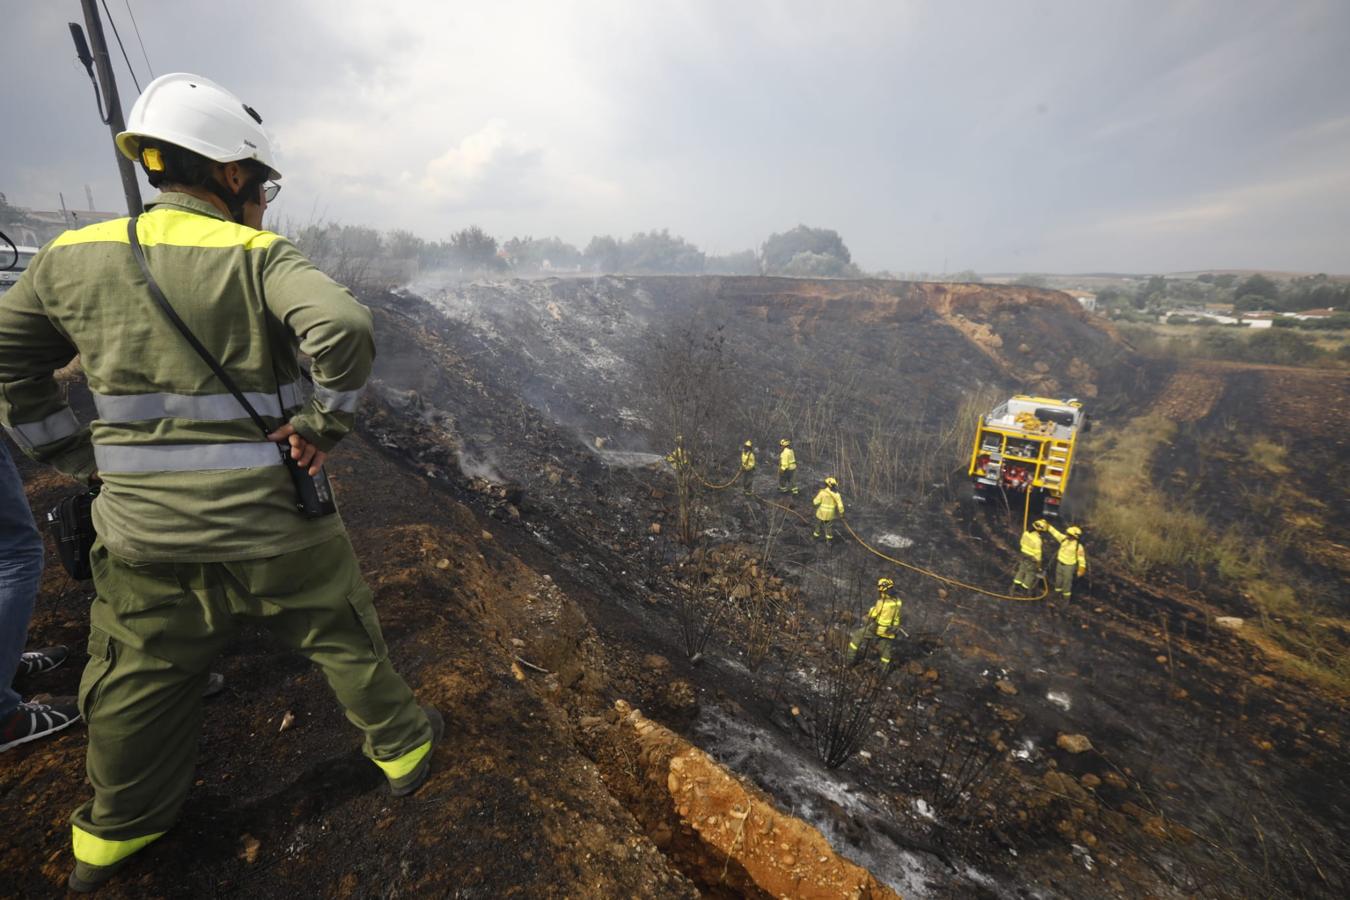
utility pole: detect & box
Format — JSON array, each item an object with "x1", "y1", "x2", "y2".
[{"x1": 77, "y1": 0, "x2": 141, "y2": 216}]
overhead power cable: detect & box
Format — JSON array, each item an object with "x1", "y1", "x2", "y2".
[
  {"x1": 123, "y1": 0, "x2": 154, "y2": 79},
  {"x1": 100, "y1": 0, "x2": 142, "y2": 93}
]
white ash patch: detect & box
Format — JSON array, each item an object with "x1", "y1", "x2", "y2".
[{"x1": 876, "y1": 533, "x2": 914, "y2": 550}]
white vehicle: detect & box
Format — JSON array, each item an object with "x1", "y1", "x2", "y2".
[{"x1": 0, "y1": 244, "x2": 39, "y2": 294}]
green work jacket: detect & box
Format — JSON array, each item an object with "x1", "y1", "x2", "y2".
[{"x1": 0, "y1": 192, "x2": 371, "y2": 562}]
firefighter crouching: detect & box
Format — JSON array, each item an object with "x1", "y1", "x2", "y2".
[{"x1": 848, "y1": 578, "x2": 903, "y2": 667}]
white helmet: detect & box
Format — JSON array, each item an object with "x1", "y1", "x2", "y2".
[{"x1": 117, "y1": 73, "x2": 281, "y2": 179}]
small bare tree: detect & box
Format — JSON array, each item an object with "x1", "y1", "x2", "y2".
[
  {"x1": 643, "y1": 320, "x2": 736, "y2": 544},
  {"x1": 672, "y1": 545, "x2": 734, "y2": 662},
  {"x1": 804, "y1": 557, "x2": 898, "y2": 769}
]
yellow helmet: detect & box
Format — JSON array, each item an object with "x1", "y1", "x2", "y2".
[
  {"x1": 744, "y1": 440, "x2": 753, "y2": 448},
  {"x1": 825, "y1": 476, "x2": 838, "y2": 488},
  {"x1": 1067, "y1": 525, "x2": 1083, "y2": 537},
  {"x1": 877, "y1": 577, "x2": 894, "y2": 591},
  {"x1": 780, "y1": 438, "x2": 790, "y2": 447},
  {"x1": 675, "y1": 434, "x2": 684, "y2": 443}
]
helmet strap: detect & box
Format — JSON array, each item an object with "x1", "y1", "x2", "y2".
[{"x1": 207, "y1": 164, "x2": 265, "y2": 224}]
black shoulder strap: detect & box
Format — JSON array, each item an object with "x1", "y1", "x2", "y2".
[{"x1": 126, "y1": 216, "x2": 279, "y2": 446}]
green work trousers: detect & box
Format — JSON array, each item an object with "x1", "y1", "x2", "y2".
[
  {"x1": 813, "y1": 517, "x2": 836, "y2": 540},
  {"x1": 741, "y1": 468, "x2": 754, "y2": 496},
  {"x1": 779, "y1": 468, "x2": 797, "y2": 494},
  {"x1": 847, "y1": 627, "x2": 895, "y2": 666},
  {"x1": 1054, "y1": 560, "x2": 1077, "y2": 599},
  {"x1": 71, "y1": 533, "x2": 430, "y2": 866},
  {"x1": 1013, "y1": 555, "x2": 1041, "y2": 590}
]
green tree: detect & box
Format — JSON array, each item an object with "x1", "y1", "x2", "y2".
[
  {"x1": 780, "y1": 251, "x2": 857, "y2": 278},
  {"x1": 1237, "y1": 274, "x2": 1279, "y2": 303},
  {"x1": 385, "y1": 229, "x2": 425, "y2": 260},
  {"x1": 706, "y1": 249, "x2": 760, "y2": 275},
  {"x1": 504, "y1": 236, "x2": 583, "y2": 272},
  {"x1": 1013, "y1": 274, "x2": 1049, "y2": 288},
  {"x1": 621, "y1": 229, "x2": 706, "y2": 273},
  {"x1": 449, "y1": 226, "x2": 504, "y2": 271},
  {"x1": 584, "y1": 235, "x2": 621, "y2": 272},
  {"x1": 761, "y1": 225, "x2": 853, "y2": 274}
]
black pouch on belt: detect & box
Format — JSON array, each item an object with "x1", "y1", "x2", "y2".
[{"x1": 45, "y1": 486, "x2": 100, "y2": 581}]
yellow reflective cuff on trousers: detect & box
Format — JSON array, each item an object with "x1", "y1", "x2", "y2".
[
  {"x1": 372, "y1": 739, "x2": 432, "y2": 780},
  {"x1": 71, "y1": 825, "x2": 165, "y2": 866}
]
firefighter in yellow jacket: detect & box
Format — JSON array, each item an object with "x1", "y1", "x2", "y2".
[
  {"x1": 1012, "y1": 518, "x2": 1049, "y2": 594},
  {"x1": 848, "y1": 578, "x2": 903, "y2": 667},
  {"x1": 740, "y1": 440, "x2": 755, "y2": 496},
  {"x1": 1045, "y1": 523, "x2": 1088, "y2": 601},
  {"x1": 666, "y1": 434, "x2": 690, "y2": 472},
  {"x1": 812, "y1": 477, "x2": 845, "y2": 541},
  {"x1": 778, "y1": 438, "x2": 799, "y2": 494}
]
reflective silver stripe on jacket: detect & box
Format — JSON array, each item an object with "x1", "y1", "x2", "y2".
[
  {"x1": 313, "y1": 383, "x2": 365, "y2": 414},
  {"x1": 91, "y1": 381, "x2": 304, "y2": 423},
  {"x1": 93, "y1": 442, "x2": 283, "y2": 473},
  {"x1": 3, "y1": 407, "x2": 81, "y2": 451}
]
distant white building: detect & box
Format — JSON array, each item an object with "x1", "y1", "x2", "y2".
[
  {"x1": 1283, "y1": 307, "x2": 1338, "y2": 321},
  {"x1": 1073, "y1": 293, "x2": 1097, "y2": 311}
]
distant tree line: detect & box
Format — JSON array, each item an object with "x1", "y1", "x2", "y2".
[
  {"x1": 278, "y1": 218, "x2": 872, "y2": 288},
  {"x1": 1095, "y1": 272, "x2": 1350, "y2": 319}
]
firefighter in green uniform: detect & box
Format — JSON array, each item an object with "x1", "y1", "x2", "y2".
[
  {"x1": 848, "y1": 578, "x2": 903, "y2": 667},
  {"x1": 740, "y1": 440, "x2": 755, "y2": 496},
  {"x1": 1045, "y1": 523, "x2": 1088, "y2": 601},
  {"x1": 1012, "y1": 518, "x2": 1049, "y2": 594},
  {"x1": 0, "y1": 74, "x2": 439, "y2": 892},
  {"x1": 778, "y1": 438, "x2": 799, "y2": 494},
  {"x1": 812, "y1": 476, "x2": 845, "y2": 541}
]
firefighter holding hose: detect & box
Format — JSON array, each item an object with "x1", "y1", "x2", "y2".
[
  {"x1": 848, "y1": 578, "x2": 904, "y2": 668},
  {"x1": 1012, "y1": 518, "x2": 1049, "y2": 594}
]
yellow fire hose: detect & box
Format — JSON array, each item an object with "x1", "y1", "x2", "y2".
[{"x1": 691, "y1": 463, "x2": 1048, "y2": 602}]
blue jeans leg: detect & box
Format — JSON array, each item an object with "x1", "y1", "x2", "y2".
[{"x1": 0, "y1": 441, "x2": 45, "y2": 716}]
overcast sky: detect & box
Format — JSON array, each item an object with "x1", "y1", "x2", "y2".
[{"x1": 4, "y1": 1, "x2": 1349, "y2": 273}]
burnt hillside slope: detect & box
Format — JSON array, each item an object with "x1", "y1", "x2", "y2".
[{"x1": 3, "y1": 275, "x2": 1344, "y2": 899}]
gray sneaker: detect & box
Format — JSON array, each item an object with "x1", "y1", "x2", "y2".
[
  {"x1": 17, "y1": 645, "x2": 69, "y2": 678},
  {"x1": 0, "y1": 698, "x2": 82, "y2": 752}
]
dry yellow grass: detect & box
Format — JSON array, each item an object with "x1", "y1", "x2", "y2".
[{"x1": 1084, "y1": 414, "x2": 1349, "y2": 694}]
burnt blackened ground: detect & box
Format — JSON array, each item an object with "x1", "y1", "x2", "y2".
[
  {"x1": 3, "y1": 433, "x2": 697, "y2": 899},
  {"x1": 353, "y1": 277, "x2": 1346, "y2": 898}
]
